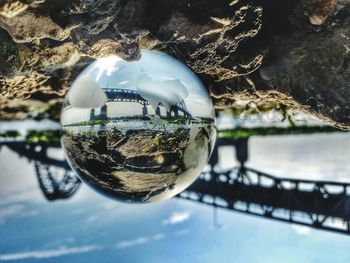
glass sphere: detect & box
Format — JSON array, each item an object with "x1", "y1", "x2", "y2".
[{"x1": 61, "y1": 49, "x2": 216, "y2": 203}]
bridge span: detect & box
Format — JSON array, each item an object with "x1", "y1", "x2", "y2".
[
  {"x1": 89, "y1": 88, "x2": 192, "y2": 120},
  {"x1": 2, "y1": 138, "x2": 350, "y2": 235},
  {"x1": 63, "y1": 88, "x2": 192, "y2": 119}
]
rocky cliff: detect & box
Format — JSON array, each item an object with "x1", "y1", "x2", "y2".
[{"x1": 0, "y1": 0, "x2": 349, "y2": 129}]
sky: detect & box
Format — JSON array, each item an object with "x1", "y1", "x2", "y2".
[
  {"x1": 1, "y1": 133, "x2": 350, "y2": 262},
  {"x1": 61, "y1": 50, "x2": 214, "y2": 126}
]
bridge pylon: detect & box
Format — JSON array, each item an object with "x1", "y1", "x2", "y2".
[
  {"x1": 142, "y1": 105, "x2": 148, "y2": 116},
  {"x1": 156, "y1": 106, "x2": 161, "y2": 117},
  {"x1": 100, "y1": 104, "x2": 107, "y2": 119}
]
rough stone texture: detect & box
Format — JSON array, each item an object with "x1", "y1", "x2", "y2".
[
  {"x1": 0, "y1": 0, "x2": 349, "y2": 129},
  {"x1": 0, "y1": 9, "x2": 71, "y2": 42},
  {"x1": 303, "y1": 0, "x2": 338, "y2": 25}
]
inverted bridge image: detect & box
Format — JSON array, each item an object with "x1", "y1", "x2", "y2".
[{"x1": 2, "y1": 137, "x2": 350, "y2": 235}]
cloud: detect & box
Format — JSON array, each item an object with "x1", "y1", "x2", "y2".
[
  {"x1": 85, "y1": 215, "x2": 99, "y2": 224},
  {"x1": 101, "y1": 200, "x2": 119, "y2": 210},
  {"x1": 136, "y1": 73, "x2": 189, "y2": 112},
  {"x1": 292, "y1": 225, "x2": 311, "y2": 235},
  {"x1": 115, "y1": 236, "x2": 149, "y2": 249},
  {"x1": 0, "y1": 205, "x2": 24, "y2": 223},
  {"x1": 68, "y1": 75, "x2": 107, "y2": 108},
  {"x1": 0, "y1": 190, "x2": 41, "y2": 206},
  {"x1": 115, "y1": 233, "x2": 165, "y2": 249},
  {"x1": 0, "y1": 245, "x2": 99, "y2": 261},
  {"x1": 162, "y1": 211, "x2": 191, "y2": 226},
  {"x1": 152, "y1": 233, "x2": 165, "y2": 240},
  {"x1": 172, "y1": 229, "x2": 190, "y2": 236}
]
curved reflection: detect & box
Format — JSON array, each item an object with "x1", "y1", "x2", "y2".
[{"x1": 61, "y1": 50, "x2": 216, "y2": 203}]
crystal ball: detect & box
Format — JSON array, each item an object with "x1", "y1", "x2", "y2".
[{"x1": 61, "y1": 49, "x2": 216, "y2": 203}]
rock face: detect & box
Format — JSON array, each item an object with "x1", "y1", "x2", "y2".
[{"x1": 0, "y1": 0, "x2": 349, "y2": 129}]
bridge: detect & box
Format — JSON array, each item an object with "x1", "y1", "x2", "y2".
[
  {"x1": 180, "y1": 166, "x2": 350, "y2": 234},
  {"x1": 89, "y1": 88, "x2": 193, "y2": 120},
  {"x1": 2, "y1": 137, "x2": 350, "y2": 235},
  {"x1": 2, "y1": 142, "x2": 80, "y2": 201}
]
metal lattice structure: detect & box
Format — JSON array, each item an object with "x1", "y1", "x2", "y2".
[
  {"x1": 63, "y1": 88, "x2": 192, "y2": 118},
  {"x1": 35, "y1": 160, "x2": 81, "y2": 200},
  {"x1": 103, "y1": 88, "x2": 149, "y2": 105},
  {"x1": 180, "y1": 167, "x2": 350, "y2": 234},
  {"x1": 3, "y1": 138, "x2": 350, "y2": 235},
  {"x1": 2, "y1": 142, "x2": 81, "y2": 201},
  {"x1": 101, "y1": 88, "x2": 192, "y2": 118}
]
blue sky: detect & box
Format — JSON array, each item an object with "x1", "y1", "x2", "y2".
[{"x1": 1, "y1": 133, "x2": 350, "y2": 262}]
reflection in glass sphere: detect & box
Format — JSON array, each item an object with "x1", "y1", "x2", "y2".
[{"x1": 61, "y1": 49, "x2": 216, "y2": 203}]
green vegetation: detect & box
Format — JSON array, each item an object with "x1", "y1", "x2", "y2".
[
  {"x1": 63, "y1": 119, "x2": 110, "y2": 127},
  {"x1": 0, "y1": 131, "x2": 20, "y2": 139},
  {"x1": 26, "y1": 130, "x2": 61, "y2": 144},
  {"x1": 2, "y1": 122, "x2": 346, "y2": 144},
  {"x1": 64, "y1": 116, "x2": 215, "y2": 128},
  {"x1": 219, "y1": 126, "x2": 345, "y2": 140}
]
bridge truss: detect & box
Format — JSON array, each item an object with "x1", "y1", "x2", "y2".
[
  {"x1": 179, "y1": 166, "x2": 350, "y2": 234},
  {"x1": 3, "y1": 139, "x2": 350, "y2": 235},
  {"x1": 2, "y1": 142, "x2": 81, "y2": 201},
  {"x1": 102, "y1": 88, "x2": 192, "y2": 118},
  {"x1": 63, "y1": 88, "x2": 192, "y2": 119},
  {"x1": 35, "y1": 160, "x2": 80, "y2": 201}
]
